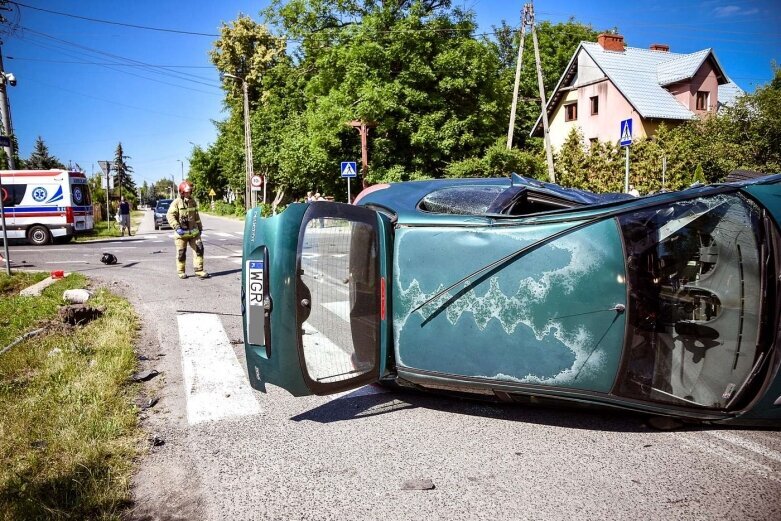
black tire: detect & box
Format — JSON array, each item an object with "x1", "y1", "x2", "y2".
[
  {"x1": 154, "y1": 223, "x2": 159, "y2": 230},
  {"x1": 27, "y1": 225, "x2": 52, "y2": 246}
]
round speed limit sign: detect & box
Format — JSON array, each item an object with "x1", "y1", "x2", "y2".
[{"x1": 250, "y1": 175, "x2": 262, "y2": 188}]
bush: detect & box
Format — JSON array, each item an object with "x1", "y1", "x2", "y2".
[{"x1": 211, "y1": 200, "x2": 245, "y2": 217}]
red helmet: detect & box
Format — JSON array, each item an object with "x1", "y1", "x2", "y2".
[{"x1": 178, "y1": 181, "x2": 193, "y2": 196}]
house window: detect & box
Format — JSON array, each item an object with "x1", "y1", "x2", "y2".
[
  {"x1": 565, "y1": 102, "x2": 578, "y2": 121},
  {"x1": 696, "y1": 91, "x2": 710, "y2": 111},
  {"x1": 590, "y1": 96, "x2": 599, "y2": 115}
]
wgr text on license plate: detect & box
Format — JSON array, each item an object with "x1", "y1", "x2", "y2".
[{"x1": 247, "y1": 260, "x2": 264, "y2": 306}]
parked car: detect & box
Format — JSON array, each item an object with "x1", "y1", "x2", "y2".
[
  {"x1": 154, "y1": 199, "x2": 172, "y2": 230},
  {"x1": 241, "y1": 173, "x2": 781, "y2": 427}
]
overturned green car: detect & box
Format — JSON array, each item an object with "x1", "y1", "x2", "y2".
[{"x1": 242, "y1": 173, "x2": 781, "y2": 426}]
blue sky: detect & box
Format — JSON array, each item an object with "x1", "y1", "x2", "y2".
[{"x1": 1, "y1": 0, "x2": 778, "y2": 187}]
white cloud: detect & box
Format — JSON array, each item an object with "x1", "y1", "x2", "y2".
[{"x1": 713, "y1": 5, "x2": 759, "y2": 17}]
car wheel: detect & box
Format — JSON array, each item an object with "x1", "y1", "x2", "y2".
[
  {"x1": 27, "y1": 225, "x2": 52, "y2": 246},
  {"x1": 154, "y1": 223, "x2": 159, "y2": 230}
]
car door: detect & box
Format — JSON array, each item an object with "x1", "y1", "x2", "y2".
[{"x1": 242, "y1": 201, "x2": 392, "y2": 397}]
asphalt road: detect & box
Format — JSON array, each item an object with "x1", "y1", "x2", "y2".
[{"x1": 4, "y1": 210, "x2": 781, "y2": 520}]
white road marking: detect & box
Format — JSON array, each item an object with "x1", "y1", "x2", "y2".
[
  {"x1": 322, "y1": 300, "x2": 350, "y2": 322},
  {"x1": 106, "y1": 246, "x2": 138, "y2": 250},
  {"x1": 707, "y1": 431, "x2": 781, "y2": 464},
  {"x1": 178, "y1": 313, "x2": 262, "y2": 425},
  {"x1": 214, "y1": 232, "x2": 233, "y2": 237},
  {"x1": 144, "y1": 235, "x2": 157, "y2": 239},
  {"x1": 679, "y1": 433, "x2": 781, "y2": 483},
  {"x1": 14, "y1": 248, "x2": 71, "y2": 252},
  {"x1": 47, "y1": 260, "x2": 88, "y2": 264},
  {"x1": 152, "y1": 240, "x2": 164, "y2": 243}
]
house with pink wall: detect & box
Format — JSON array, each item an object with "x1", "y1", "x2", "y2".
[{"x1": 531, "y1": 34, "x2": 743, "y2": 150}]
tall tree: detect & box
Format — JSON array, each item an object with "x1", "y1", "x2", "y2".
[
  {"x1": 25, "y1": 136, "x2": 65, "y2": 169},
  {"x1": 112, "y1": 142, "x2": 135, "y2": 199},
  {"x1": 209, "y1": 15, "x2": 288, "y2": 204}
]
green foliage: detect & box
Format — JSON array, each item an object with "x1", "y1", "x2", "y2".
[
  {"x1": 210, "y1": 200, "x2": 246, "y2": 218},
  {"x1": 445, "y1": 140, "x2": 545, "y2": 178},
  {"x1": 25, "y1": 136, "x2": 65, "y2": 170},
  {"x1": 112, "y1": 142, "x2": 136, "y2": 203},
  {"x1": 691, "y1": 163, "x2": 706, "y2": 185},
  {"x1": 0, "y1": 274, "x2": 139, "y2": 520}
]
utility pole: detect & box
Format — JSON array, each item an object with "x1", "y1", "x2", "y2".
[
  {"x1": 529, "y1": 3, "x2": 555, "y2": 183},
  {"x1": 0, "y1": 41, "x2": 15, "y2": 274},
  {"x1": 0, "y1": 44, "x2": 14, "y2": 169},
  {"x1": 506, "y1": 4, "x2": 530, "y2": 149},
  {"x1": 349, "y1": 120, "x2": 377, "y2": 190},
  {"x1": 505, "y1": 2, "x2": 555, "y2": 183}
]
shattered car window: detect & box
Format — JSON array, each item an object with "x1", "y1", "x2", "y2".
[
  {"x1": 419, "y1": 186, "x2": 506, "y2": 215},
  {"x1": 616, "y1": 194, "x2": 764, "y2": 409}
]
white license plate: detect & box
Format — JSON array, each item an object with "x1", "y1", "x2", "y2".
[{"x1": 247, "y1": 260, "x2": 264, "y2": 306}]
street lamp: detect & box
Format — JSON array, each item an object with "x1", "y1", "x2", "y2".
[
  {"x1": 222, "y1": 72, "x2": 254, "y2": 210},
  {"x1": 0, "y1": 49, "x2": 16, "y2": 275},
  {"x1": 177, "y1": 159, "x2": 184, "y2": 181}
]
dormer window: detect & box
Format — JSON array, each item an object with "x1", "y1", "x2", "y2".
[
  {"x1": 696, "y1": 91, "x2": 710, "y2": 111},
  {"x1": 565, "y1": 102, "x2": 578, "y2": 121}
]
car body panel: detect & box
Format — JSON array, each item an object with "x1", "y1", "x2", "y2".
[
  {"x1": 242, "y1": 173, "x2": 781, "y2": 426},
  {"x1": 392, "y1": 219, "x2": 626, "y2": 392},
  {"x1": 242, "y1": 202, "x2": 393, "y2": 397}
]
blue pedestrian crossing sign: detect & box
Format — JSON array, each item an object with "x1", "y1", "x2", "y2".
[
  {"x1": 619, "y1": 118, "x2": 633, "y2": 146},
  {"x1": 341, "y1": 161, "x2": 358, "y2": 178}
]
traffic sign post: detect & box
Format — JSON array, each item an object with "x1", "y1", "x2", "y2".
[
  {"x1": 250, "y1": 175, "x2": 262, "y2": 191},
  {"x1": 98, "y1": 160, "x2": 115, "y2": 228},
  {"x1": 619, "y1": 119, "x2": 633, "y2": 193},
  {"x1": 341, "y1": 161, "x2": 357, "y2": 203}
]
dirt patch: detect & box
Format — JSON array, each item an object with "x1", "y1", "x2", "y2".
[{"x1": 114, "y1": 281, "x2": 205, "y2": 521}]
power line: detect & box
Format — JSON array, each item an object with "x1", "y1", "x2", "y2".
[
  {"x1": 18, "y1": 26, "x2": 221, "y2": 89},
  {"x1": 10, "y1": 1, "x2": 220, "y2": 37},
  {"x1": 6, "y1": 56, "x2": 213, "y2": 68}
]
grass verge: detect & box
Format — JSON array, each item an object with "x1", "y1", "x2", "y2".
[
  {"x1": 74, "y1": 210, "x2": 144, "y2": 241},
  {"x1": 0, "y1": 272, "x2": 139, "y2": 520}
]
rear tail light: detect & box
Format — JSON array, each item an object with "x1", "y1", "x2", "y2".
[{"x1": 65, "y1": 206, "x2": 74, "y2": 223}]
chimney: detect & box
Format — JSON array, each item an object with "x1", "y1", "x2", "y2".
[
  {"x1": 597, "y1": 33, "x2": 625, "y2": 52},
  {"x1": 650, "y1": 43, "x2": 670, "y2": 52}
]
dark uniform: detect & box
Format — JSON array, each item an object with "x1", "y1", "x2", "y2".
[{"x1": 166, "y1": 192, "x2": 207, "y2": 279}]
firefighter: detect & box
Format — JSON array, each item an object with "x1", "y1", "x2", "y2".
[{"x1": 167, "y1": 180, "x2": 209, "y2": 279}]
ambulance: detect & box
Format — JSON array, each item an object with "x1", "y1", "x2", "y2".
[{"x1": 0, "y1": 169, "x2": 94, "y2": 245}]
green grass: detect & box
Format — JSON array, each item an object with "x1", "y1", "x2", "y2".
[
  {"x1": 74, "y1": 211, "x2": 144, "y2": 242},
  {"x1": 0, "y1": 272, "x2": 140, "y2": 520}
]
